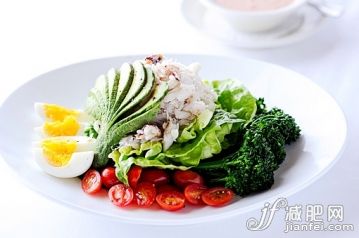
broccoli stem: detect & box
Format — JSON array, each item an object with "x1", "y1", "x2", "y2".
[{"x1": 196, "y1": 160, "x2": 225, "y2": 169}]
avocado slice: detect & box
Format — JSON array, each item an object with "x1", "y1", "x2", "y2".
[
  {"x1": 116, "y1": 81, "x2": 168, "y2": 127},
  {"x1": 117, "y1": 61, "x2": 146, "y2": 111},
  {"x1": 86, "y1": 74, "x2": 109, "y2": 121},
  {"x1": 102, "y1": 63, "x2": 132, "y2": 123},
  {"x1": 89, "y1": 62, "x2": 169, "y2": 168},
  {"x1": 107, "y1": 68, "x2": 120, "y2": 110},
  {"x1": 86, "y1": 64, "x2": 133, "y2": 123},
  {"x1": 93, "y1": 81, "x2": 168, "y2": 168},
  {"x1": 86, "y1": 90, "x2": 102, "y2": 120},
  {"x1": 109, "y1": 64, "x2": 156, "y2": 125},
  {"x1": 111, "y1": 63, "x2": 134, "y2": 118}
]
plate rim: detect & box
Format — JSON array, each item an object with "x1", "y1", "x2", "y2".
[{"x1": 0, "y1": 54, "x2": 348, "y2": 225}]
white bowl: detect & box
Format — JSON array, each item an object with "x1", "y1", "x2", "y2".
[{"x1": 200, "y1": 0, "x2": 307, "y2": 32}]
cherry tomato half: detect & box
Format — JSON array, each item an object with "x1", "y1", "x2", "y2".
[
  {"x1": 134, "y1": 182, "x2": 156, "y2": 207},
  {"x1": 201, "y1": 187, "x2": 234, "y2": 206},
  {"x1": 156, "y1": 191, "x2": 185, "y2": 211},
  {"x1": 128, "y1": 165, "x2": 142, "y2": 188},
  {"x1": 141, "y1": 168, "x2": 169, "y2": 186},
  {"x1": 81, "y1": 169, "x2": 102, "y2": 194},
  {"x1": 173, "y1": 170, "x2": 204, "y2": 188},
  {"x1": 108, "y1": 184, "x2": 134, "y2": 207},
  {"x1": 184, "y1": 183, "x2": 207, "y2": 205},
  {"x1": 101, "y1": 167, "x2": 120, "y2": 188}
]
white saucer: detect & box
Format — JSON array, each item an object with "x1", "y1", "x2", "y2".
[{"x1": 181, "y1": 0, "x2": 327, "y2": 49}]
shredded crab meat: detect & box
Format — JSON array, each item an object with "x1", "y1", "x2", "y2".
[
  {"x1": 142, "y1": 125, "x2": 162, "y2": 141},
  {"x1": 162, "y1": 118, "x2": 180, "y2": 151},
  {"x1": 119, "y1": 135, "x2": 140, "y2": 150},
  {"x1": 119, "y1": 125, "x2": 162, "y2": 149},
  {"x1": 151, "y1": 60, "x2": 216, "y2": 120},
  {"x1": 119, "y1": 55, "x2": 217, "y2": 151}
]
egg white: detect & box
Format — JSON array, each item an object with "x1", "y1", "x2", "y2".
[
  {"x1": 33, "y1": 149, "x2": 94, "y2": 178},
  {"x1": 33, "y1": 136, "x2": 96, "y2": 178}
]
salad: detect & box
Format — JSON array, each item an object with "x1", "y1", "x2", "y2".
[{"x1": 33, "y1": 55, "x2": 300, "y2": 211}]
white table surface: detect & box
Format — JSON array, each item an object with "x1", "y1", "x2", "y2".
[{"x1": 0, "y1": 0, "x2": 358, "y2": 237}]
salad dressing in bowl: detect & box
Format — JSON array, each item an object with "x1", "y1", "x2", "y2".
[
  {"x1": 215, "y1": 0, "x2": 295, "y2": 11},
  {"x1": 201, "y1": 0, "x2": 305, "y2": 32}
]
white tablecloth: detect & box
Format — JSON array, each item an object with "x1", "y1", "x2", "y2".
[{"x1": 0, "y1": 0, "x2": 358, "y2": 237}]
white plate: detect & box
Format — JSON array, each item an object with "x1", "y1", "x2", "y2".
[
  {"x1": 0, "y1": 54, "x2": 346, "y2": 225},
  {"x1": 181, "y1": 0, "x2": 326, "y2": 49}
]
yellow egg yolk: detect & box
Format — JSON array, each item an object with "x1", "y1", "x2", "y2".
[
  {"x1": 43, "y1": 104, "x2": 78, "y2": 121},
  {"x1": 42, "y1": 139, "x2": 77, "y2": 167},
  {"x1": 43, "y1": 115, "x2": 80, "y2": 136}
]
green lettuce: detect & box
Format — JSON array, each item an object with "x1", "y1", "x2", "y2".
[
  {"x1": 164, "y1": 110, "x2": 241, "y2": 166},
  {"x1": 117, "y1": 141, "x2": 163, "y2": 158},
  {"x1": 112, "y1": 109, "x2": 242, "y2": 184},
  {"x1": 212, "y1": 79, "x2": 257, "y2": 124},
  {"x1": 111, "y1": 79, "x2": 258, "y2": 185},
  {"x1": 177, "y1": 109, "x2": 213, "y2": 143}
]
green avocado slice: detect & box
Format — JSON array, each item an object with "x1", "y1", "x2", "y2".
[
  {"x1": 110, "y1": 63, "x2": 134, "y2": 121},
  {"x1": 93, "y1": 82, "x2": 168, "y2": 168},
  {"x1": 118, "y1": 61, "x2": 146, "y2": 111},
  {"x1": 86, "y1": 90, "x2": 102, "y2": 121},
  {"x1": 87, "y1": 74, "x2": 109, "y2": 121},
  {"x1": 110, "y1": 64, "x2": 156, "y2": 125},
  {"x1": 107, "y1": 68, "x2": 120, "y2": 111},
  {"x1": 115, "y1": 80, "x2": 168, "y2": 128}
]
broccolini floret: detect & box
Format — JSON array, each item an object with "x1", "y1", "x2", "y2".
[{"x1": 196, "y1": 107, "x2": 301, "y2": 196}]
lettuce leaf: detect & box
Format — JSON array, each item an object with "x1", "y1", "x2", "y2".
[
  {"x1": 177, "y1": 109, "x2": 214, "y2": 143},
  {"x1": 165, "y1": 109, "x2": 243, "y2": 166},
  {"x1": 111, "y1": 109, "x2": 242, "y2": 184},
  {"x1": 212, "y1": 79, "x2": 257, "y2": 124},
  {"x1": 111, "y1": 79, "x2": 258, "y2": 184},
  {"x1": 118, "y1": 141, "x2": 163, "y2": 158}
]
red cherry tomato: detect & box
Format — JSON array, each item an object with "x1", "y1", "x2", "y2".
[
  {"x1": 134, "y1": 182, "x2": 156, "y2": 207},
  {"x1": 173, "y1": 170, "x2": 204, "y2": 188},
  {"x1": 156, "y1": 184, "x2": 180, "y2": 194},
  {"x1": 101, "y1": 167, "x2": 120, "y2": 188},
  {"x1": 128, "y1": 165, "x2": 142, "y2": 188},
  {"x1": 81, "y1": 169, "x2": 102, "y2": 194},
  {"x1": 141, "y1": 168, "x2": 169, "y2": 186},
  {"x1": 108, "y1": 184, "x2": 134, "y2": 207},
  {"x1": 184, "y1": 184, "x2": 207, "y2": 205},
  {"x1": 156, "y1": 191, "x2": 185, "y2": 211},
  {"x1": 201, "y1": 187, "x2": 234, "y2": 206}
]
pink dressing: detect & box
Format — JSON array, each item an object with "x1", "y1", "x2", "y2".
[{"x1": 215, "y1": 0, "x2": 295, "y2": 11}]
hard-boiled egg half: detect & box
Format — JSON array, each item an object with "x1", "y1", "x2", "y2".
[
  {"x1": 33, "y1": 103, "x2": 96, "y2": 178},
  {"x1": 33, "y1": 136, "x2": 96, "y2": 178},
  {"x1": 34, "y1": 103, "x2": 89, "y2": 137}
]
